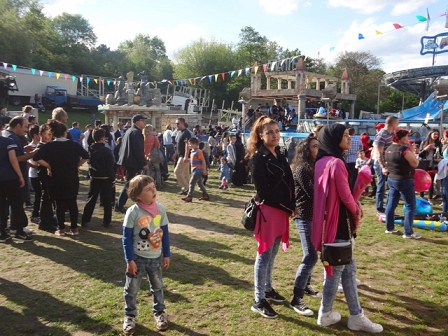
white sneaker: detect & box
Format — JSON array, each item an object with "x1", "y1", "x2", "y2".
[
  {"x1": 355, "y1": 278, "x2": 361, "y2": 286},
  {"x1": 385, "y1": 229, "x2": 399, "y2": 234},
  {"x1": 348, "y1": 310, "x2": 383, "y2": 333},
  {"x1": 123, "y1": 316, "x2": 135, "y2": 335},
  {"x1": 317, "y1": 310, "x2": 341, "y2": 326},
  {"x1": 402, "y1": 233, "x2": 422, "y2": 239},
  {"x1": 23, "y1": 227, "x2": 34, "y2": 234},
  {"x1": 337, "y1": 284, "x2": 344, "y2": 292}
]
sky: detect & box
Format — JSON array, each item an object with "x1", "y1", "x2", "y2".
[{"x1": 40, "y1": 0, "x2": 448, "y2": 77}]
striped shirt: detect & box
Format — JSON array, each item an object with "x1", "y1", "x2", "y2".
[
  {"x1": 345, "y1": 137, "x2": 363, "y2": 163},
  {"x1": 190, "y1": 148, "x2": 204, "y2": 173},
  {"x1": 373, "y1": 129, "x2": 393, "y2": 161}
]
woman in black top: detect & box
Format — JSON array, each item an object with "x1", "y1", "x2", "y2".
[
  {"x1": 231, "y1": 132, "x2": 247, "y2": 186},
  {"x1": 384, "y1": 129, "x2": 420, "y2": 238},
  {"x1": 246, "y1": 116, "x2": 295, "y2": 319},
  {"x1": 290, "y1": 135, "x2": 320, "y2": 316}
]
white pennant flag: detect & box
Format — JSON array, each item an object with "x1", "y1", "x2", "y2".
[
  {"x1": 270, "y1": 61, "x2": 277, "y2": 71},
  {"x1": 237, "y1": 69, "x2": 242, "y2": 77}
]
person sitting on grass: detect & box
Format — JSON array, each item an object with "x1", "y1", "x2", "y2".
[
  {"x1": 181, "y1": 137, "x2": 209, "y2": 202},
  {"x1": 122, "y1": 175, "x2": 171, "y2": 334},
  {"x1": 81, "y1": 128, "x2": 116, "y2": 228}
]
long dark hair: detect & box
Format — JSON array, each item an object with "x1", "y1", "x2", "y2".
[
  {"x1": 290, "y1": 135, "x2": 316, "y2": 173},
  {"x1": 421, "y1": 128, "x2": 441, "y2": 148}
]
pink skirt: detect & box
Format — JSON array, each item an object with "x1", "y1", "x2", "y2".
[{"x1": 254, "y1": 204, "x2": 290, "y2": 254}]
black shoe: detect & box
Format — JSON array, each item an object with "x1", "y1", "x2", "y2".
[
  {"x1": 290, "y1": 296, "x2": 314, "y2": 316},
  {"x1": 0, "y1": 233, "x2": 11, "y2": 243},
  {"x1": 114, "y1": 207, "x2": 126, "y2": 214},
  {"x1": 81, "y1": 221, "x2": 89, "y2": 228},
  {"x1": 251, "y1": 299, "x2": 278, "y2": 318},
  {"x1": 103, "y1": 222, "x2": 111, "y2": 228},
  {"x1": 178, "y1": 190, "x2": 187, "y2": 195},
  {"x1": 304, "y1": 284, "x2": 322, "y2": 298},
  {"x1": 265, "y1": 289, "x2": 286, "y2": 303},
  {"x1": 13, "y1": 234, "x2": 34, "y2": 242},
  {"x1": 162, "y1": 174, "x2": 170, "y2": 181}
]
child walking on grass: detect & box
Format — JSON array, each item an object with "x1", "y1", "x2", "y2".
[
  {"x1": 122, "y1": 175, "x2": 171, "y2": 334},
  {"x1": 217, "y1": 156, "x2": 231, "y2": 190},
  {"x1": 181, "y1": 137, "x2": 209, "y2": 202}
]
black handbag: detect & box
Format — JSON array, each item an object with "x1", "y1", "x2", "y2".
[
  {"x1": 321, "y1": 159, "x2": 353, "y2": 266},
  {"x1": 241, "y1": 197, "x2": 265, "y2": 231}
]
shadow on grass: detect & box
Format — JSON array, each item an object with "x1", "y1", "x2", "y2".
[
  {"x1": 0, "y1": 277, "x2": 112, "y2": 336},
  {"x1": 167, "y1": 211, "x2": 250, "y2": 236},
  {"x1": 170, "y1": 232, "x2": 253, "y2": 265},
  {"x1": 361, "y1": 286, "x2": 448, "y2": 334},
  {"x1": 10, "y1": 231, "x2": 125, "y2": 286}
]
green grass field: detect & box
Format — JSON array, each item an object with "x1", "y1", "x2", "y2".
[{"x1": 1, "y1": 145, "x2": 448, "y2": 335}]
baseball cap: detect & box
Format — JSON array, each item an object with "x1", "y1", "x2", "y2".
[
  {"x1": 374, "y1": 122, "x2": 385, "y2": 129},
  {"x1": 132, "y1": 114, "x2": 147, "y2": 123}
]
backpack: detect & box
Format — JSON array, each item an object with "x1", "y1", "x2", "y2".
[{"x1": 149, "y1": 147, "x2": 164, "y2": 164}]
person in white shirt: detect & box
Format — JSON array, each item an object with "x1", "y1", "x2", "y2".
[
  {"x1": 82, "y1": 124, "x2": 92, "y2": 151},
  {"x1": 163, "y1": 125, "x2": 174, "y2": 163},
  {"x1": 232, "y1": 116, "x2": 239, "y2": 130}
]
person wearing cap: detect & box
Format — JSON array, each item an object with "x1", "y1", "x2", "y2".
[
  {"x1": 115, "y1": 114, "x2": 149, "y2": 213},
  {"x1": 374, "y1": 123, "x2": 385, "y2": 133},
  {"x1": 372, "y1": 116, "x2": 399, "y2": 214}
]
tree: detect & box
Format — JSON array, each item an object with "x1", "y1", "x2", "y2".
[
  {"x1": 118, "y1": 34, "x2": 172, "y2": 81},
  {"x1": 379, "y1": 88, "x2": 420, "y2": 113},
  {"x1": 328, "y1": 51, "x2": 384, "y2": 116},
  {"x1": 52, "y1": 13, "x2": 96, "y2": 48},
  {"x1": 174, "y1": 38, "x2": 237, "y2": 104}
]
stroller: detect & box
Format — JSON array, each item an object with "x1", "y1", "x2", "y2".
[{"x1": 211, "y1": 145, "x2": 223, "y2": 165}]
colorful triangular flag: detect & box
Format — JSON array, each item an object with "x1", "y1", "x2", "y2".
[
  {"x1": 31, "y1": 68, "x2": 36, "y2": 75},
  {"x1": 48, "y1": 72, "x2": 52, "y2": 77},
  {"x1": 270, "y1": 61, "x2": 277, "y2": 71},
  {"x1": 209, "y1": 75, "x2": 212, "y2": 83},
  {"x1": 12, "y1": 64, "x2": 17, "y2": 71},
  {"x1": 238, "y1": 69, "x2": 242, "y2": 77},
  {"x1": 393, "y1": 23, "x2": 403, "y2": 29},
  {"x1": 221, "y1": 73, "x2": 225, "y2": 81},
  {"x1": 40, "y1": 70, "x2": 44, "y2": 76},
  {"x1": 416, "y1": 15, "x2": 427, "y2": 22},
  {"x1": 262, "y1": 64, "x2": 267, "y2": 72},
  {"x1": 56, "y1": 73, "x2": 60, "y2": 79},
  {"x1": 230, "y1": 70, "x2": 235, "y2": 78},
  {"x1": 214, "y1": 74, "x2": 218, "y2": 82},
  {"x1": 375, "y1": 30, "x2": 382, "y2": 35},
  {"x1": 358, "y1": 33, "x2": 365, "y2": 40},
  {"x1": 2, "y1": 62, "x2": 7, "y2": 69}
]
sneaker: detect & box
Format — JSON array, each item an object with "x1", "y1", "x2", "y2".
[
  {"x1": 30, "y1": 217, "x2": 41, "y2": 224},
  {"x1": 355, "y1": 278, "x2": 361, "y2": 287},
  {"x1": 198, "y1": 196, "x2": 210, "y2": 201},
  {"x1": 0, "y1": 233, "x2": 11, "y2": 243},
  {"x1": 251, "y1": 299, "x2": 278, "y2": 319},
  {"x1": 385, "y1": 228, "x2": 399, "y2": 234},
  {"x1": 154, "y1": 311, "x2": 168, "y2": 331},
  {"x1": 114, "y1": 207, "x2": 127, "y2": 214},
  {"x1": 8, "y1": 228, "x2": 16, "y2": 234},
  {"x1": 23, "y1": 227, "x2": 34, "y2": 234},
  {"x1": 337, "y1": 284, "x2": 344, "y2": 293},
  {"x1": 223, "y1": 185, "x2": 228, "y2": 190},
  {"x1": 123, "y1": 316, "x2": 135, "y2": 335},
  {"x1": 13, "y1": 234, "x2": 34, "y2": 242},
  {"x1": 265, "y1": 289, "x2": 286, "y2": 303},
  {"x1": 290, "y1": 296, "x2": 314, "y2": 316},
  {"x1": 348, "y1": 310, "x2": 383, "y2": 333},
  {"x1": 181, "y1": 195, "x2": 192, "y2": 202},
  {"x1": 25, "y1": 203, "x2": 33, "y2": 208},
  {"x1": 403, "y1": 233, "x2": 422, "y2": 239},
  {"x1": 178, "y1": 190, "x2": 188, "y2": 195},
  {"x1": 304, "y1": 284, "x2": 322, "y2": 298},
  {"x1": 55, "y1": 229, "x2": 65, "y2": 236},
  {"x1": 317, "y1": 310, "x2": 341, "y2": 326},
  {"x1": 218, "y1": 185, "x2": 224, "y2": 189},
  {"x1": 71, "y1": 229, "x2": 79, "y2": 236}
]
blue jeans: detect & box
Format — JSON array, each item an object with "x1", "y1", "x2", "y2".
[
  {"x1": 123, "y1": 255, "x2": 165, "y2": 316},
  {"x1": 321, "y1": 240, "x2": 362, "y2": 316},
  {"x1": 385, "y1": 178, "x2": 416, "y2": 235},
  {"x1": 374, "y1": 160, "x2": 388, "y2": 213},
  {"x1": 442, "y1": 177, "x2": 448, "y2": 212},
  {"x1": 293, "y1": 219, "x2": 318, "y2": 297},
  {"x1": 254, "y1": 236, "x2": 281, "y2": 302}
]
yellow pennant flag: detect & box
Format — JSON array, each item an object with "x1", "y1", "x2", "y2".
[
  {"x1": 94, "y1": 78, "x2": 98, "y2": 84},
  {"x1": 188, "y1": 79, "x2": 192, "y2": 84},
  {"x1": 56, "y1": 73, "x2": 60, "y2": 79},
  {"x1": 254, "y1": 66, "x2": 259, "y2": 74},
  {"x1": 375, "y1": 30, "x2": 382, "y2": 35},
  {"x1": 214, "y1": 74, "x2": 218, "y2": 82}
]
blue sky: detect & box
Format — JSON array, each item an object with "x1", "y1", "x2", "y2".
[{"x1": 41, "y1": 0, "x2": 448, "y2": 74}]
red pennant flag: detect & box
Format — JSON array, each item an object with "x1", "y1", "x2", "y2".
[
  {"x1": 263, "y1": 64, "x2": 267, "y2": 72},
  {"x1": 101, "y1": 79, "x2": 104, "y2": 84},
  {"x1": 393, "y1": 23, "x2": 403, "y2": 29},
  {"x1": 193, "y1": 78, "x2": 197, "y2": 85},
  {"x1": 221, "y1": 73, "x2": 225, "y2": 81}
]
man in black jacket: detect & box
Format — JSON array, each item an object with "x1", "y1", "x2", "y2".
[
  {"x1": 115, "y1": 114, "x2": 148, "y2": 213},
  {"x1": 81, "y1": 128, "x2": 116, "y2": 227}
]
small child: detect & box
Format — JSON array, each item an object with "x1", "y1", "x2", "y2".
[
  {"x1": 122, "y1": 175, "x2": 171, "y2": 333},
  {"x1": 81, "y1": 128, "x2": 116, "y2": 228},
  {"x1": 355, "y1": 150, "x2": 370, "y2": 196},
  {"x1": 355, "y1": 150, "x2": 369, "y2": 170},
  {"x1": 182, "y1": 138, "x2": 209, "y2": 202},
  {"x1": 217, "y1": 157, "x2": 231, "y2": 190}
]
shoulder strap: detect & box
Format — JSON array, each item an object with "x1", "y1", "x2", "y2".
[{"x1": 322, "y1": 159, "x2": 335, "y2": 245}]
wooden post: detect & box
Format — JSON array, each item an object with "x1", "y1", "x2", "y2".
[
  {"x1": 230, "y1": 101, "x2": 234, "y2": 111},
  {"x1": 209, "y1": 98, "x2": 215, "y2": 125}
]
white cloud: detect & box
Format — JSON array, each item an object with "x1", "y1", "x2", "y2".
[
  {"x1": 259, "y1": 0, "x2": 300, "y2": 15},
  {"x1": 320, "y1": 18, "x2": 448, "y2": 73},
  {"x1": 327, "y1": 0, "x2": 437, "y2": 16}
]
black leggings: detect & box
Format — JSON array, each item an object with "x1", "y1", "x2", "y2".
[{"x1": 55, "y1": 197, "x2": 78, "y2": 230}]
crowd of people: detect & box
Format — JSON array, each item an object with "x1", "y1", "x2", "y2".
[{"x1": 3, "y1": 105, "x2": 443, "y2": 334}]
